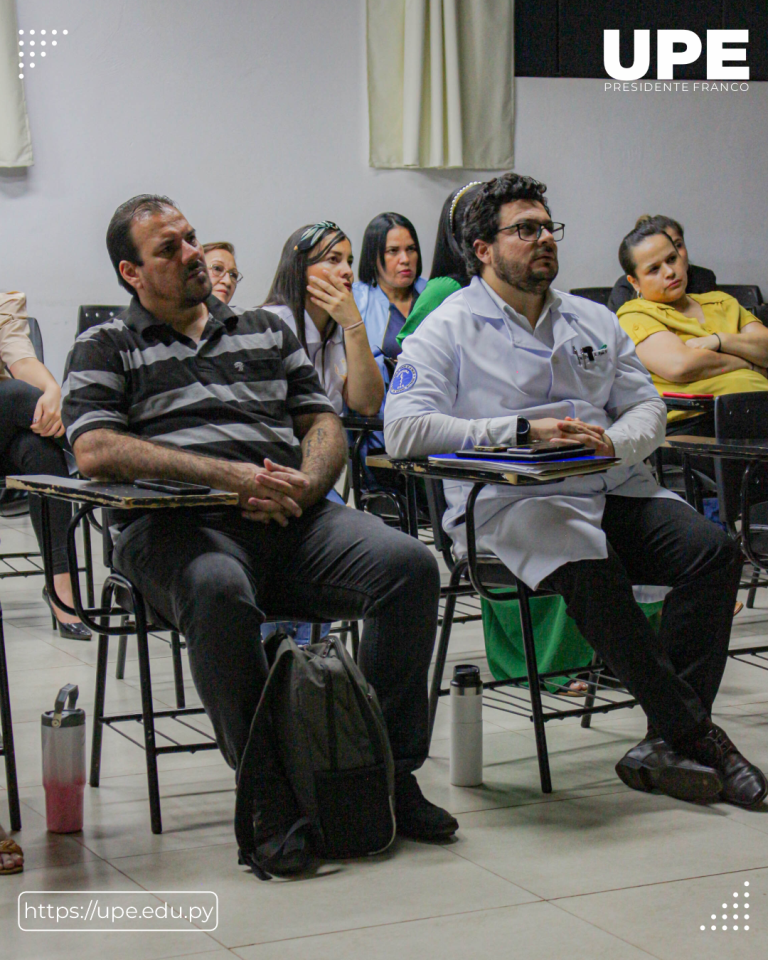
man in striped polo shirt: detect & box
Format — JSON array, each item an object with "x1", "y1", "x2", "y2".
[{"x1": 62, "y1": 195, "x2": 458, "y2": 872}]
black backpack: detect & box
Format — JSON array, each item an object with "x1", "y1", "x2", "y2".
[{"x1": 235, "y1": 633, "x2": 396, "y2": 878}]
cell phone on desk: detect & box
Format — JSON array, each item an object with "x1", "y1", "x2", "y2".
[{"x1": 134, "y1": 479, "x2": 212, "y2": 495}]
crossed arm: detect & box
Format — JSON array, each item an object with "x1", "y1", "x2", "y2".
[
  {"x1": 73, "y1": 411, "x2": 346, "y2": 527},
  {"x1": 635, "y1": 322, "x2": 768, "y2": 384}
]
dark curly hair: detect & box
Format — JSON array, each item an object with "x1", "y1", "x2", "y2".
[{"x1": 461, "y1": 173, "x2": 550, "y2": 278}]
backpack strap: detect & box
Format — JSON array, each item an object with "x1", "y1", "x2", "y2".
[{"x1": 235, "y1": 638, "x2": 296, "y2": 880}]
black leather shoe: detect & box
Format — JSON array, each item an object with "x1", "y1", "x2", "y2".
[
  {"x1": 685, "y1": 724, "x2": 768, "y2": 810},
  {"x1": 42, "y1": 588, "x2": 92, "y2": 641},
  {"x1": 395, "y1": 772, "x2": 458, "y2": 841},
  {"x1": 616, "y1": 736, "x2": 723, "y2": 803}
]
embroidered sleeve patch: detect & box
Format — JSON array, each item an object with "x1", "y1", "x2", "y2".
[{"x1": 390, "y1": 363, "x2": 418, "y2": 395}]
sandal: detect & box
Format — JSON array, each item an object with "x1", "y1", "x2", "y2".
[
  {"x1": 734, "y1": 601, "x2": 744, "y2": 617},
  {"x1": 0, "y1": 838, "x2": 23, "y2": 875}
]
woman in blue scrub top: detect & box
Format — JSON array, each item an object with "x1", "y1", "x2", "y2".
[{"x1": 353, "y1": 213, "x2": 427, "y2": 364}]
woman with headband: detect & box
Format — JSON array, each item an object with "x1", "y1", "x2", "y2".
[
  {"x1": 264, "y1": 222, "x2": 384, "y2": 417},
  {"x1": 396, "y1": 182, "x2": 484, "y2": 348},
  {"x1": 353, "y1": 213, "x2": 426, "y2": 361}
]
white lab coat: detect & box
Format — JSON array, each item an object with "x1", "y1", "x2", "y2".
[{"x1": 384, "y1": 277, "x2": 680, "y2": 589}]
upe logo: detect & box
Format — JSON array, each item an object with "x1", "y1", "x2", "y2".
[{"x1": 604, "y1": 30, "x2": 749, "y2": 81}]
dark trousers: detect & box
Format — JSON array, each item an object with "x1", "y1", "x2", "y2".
[
  {"x1": 113, "y1": 500, "x2": 441, "y2": 773},
  {"x1": 0, "y1": 379, "x2": 71, "y2": 574},
  {"x1": 541, "y1": 495, "x2": 743, "y2": 746}
]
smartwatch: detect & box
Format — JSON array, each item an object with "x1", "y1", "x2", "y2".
[{"x1": 516, "y1": 416, "x2": 531, "y2": 446}]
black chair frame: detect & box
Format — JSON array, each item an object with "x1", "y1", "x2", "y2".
[
  {"x1": 418, "y1": 473, "x2": 638, "y2": 793},
  {"x1": 40, "y1": 497, "x2": 359, "y2": 834},
  {"x1": 0, "y1": 603, "x2": 20, "y2": 830}
]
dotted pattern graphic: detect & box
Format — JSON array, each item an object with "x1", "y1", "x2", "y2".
[
  {"x1": 700, "y1": 881, "x2": 751, "y2": 932},
  {"x1": 17, "y1": 28, "x2": 68, "y2": 79}
]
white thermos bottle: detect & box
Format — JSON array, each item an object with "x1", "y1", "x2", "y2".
[{"x1": 449, "y1": 664, "x2": 483, "y2": 786}]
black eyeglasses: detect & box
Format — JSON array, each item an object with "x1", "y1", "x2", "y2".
[{"x1": 497, "y1": 220, "x2": 565, "y2": 242}]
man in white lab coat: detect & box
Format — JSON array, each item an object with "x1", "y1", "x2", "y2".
[{"x1": 385, "y1": 172, "x2": 766, "y2": 809}]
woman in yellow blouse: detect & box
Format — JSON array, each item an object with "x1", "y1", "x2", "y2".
[{"x1": 615, "y1": 220, "x2": 768, "y2": 412}]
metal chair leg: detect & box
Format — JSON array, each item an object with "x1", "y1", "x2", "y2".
[
  {"x1": 171, "y1": 631, "x2": 185, "y2": 709},
  {"x1": 580, "y1": 651, "x2": 600, "y2": 729},
  {"x1": 133, "y1": 595, "x2": 163, "y2": 834},
  {"x1": 115, "y1": 617, "x2": 128, "y2": 680},
  {"x1": 0, "y1": 606, "x2": 21, "y2": 831},
  {"x1": 82, "y1": 511, "x2": 95, "y2": 608},
  {"x1": 89, "y1": 583, "x2": 114, "y2": 789},
  {"x1": 747, "y1": 566, "x2": 760, "y2": 609},
  {"x1": 517, "y1": 579, "x2": 552, "y2": 794},
  {"x1": 428, "y1": 566, "x2": 462, "y2": 745}
]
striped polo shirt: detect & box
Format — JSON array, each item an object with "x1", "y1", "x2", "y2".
[{"x1": 61, "y1": 295, "x2": 336, "y2": 470}]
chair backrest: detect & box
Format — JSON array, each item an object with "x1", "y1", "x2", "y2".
[
  {"x1": 77, "y1": 305, "x2": 126, "y2": 338},
  {"x1": 26, "y1": 316, "x2": 44, "y2": 363},
  {"x1": 714, "y1": 392, "x2": 768, "y2": 525},
  {"x1": 718, "y1": 285, "x2": 763, "y2": 309},
  {"x1": 569, "y1": 287, "x2": 612, "y2": 306}
]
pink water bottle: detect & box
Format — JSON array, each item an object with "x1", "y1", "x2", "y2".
[{"x1": 41, "y1": 684, "x2": 86, "y2": 833}]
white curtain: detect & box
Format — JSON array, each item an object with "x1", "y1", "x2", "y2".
[
  {"x1": 367, "y1": 0, "x2": 514, "y2": 169},
  {"x1": 0, "y1": 0, "x2": 33, "y2": 167}
]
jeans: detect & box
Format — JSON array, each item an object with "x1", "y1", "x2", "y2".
[
  {"x1": 541, "y1": 494, "x2": 743, "y2": 747},
  {"x1": 114, "y1": 499, "x2": 441, "y2": 773},
  {"x1": 0, "y1": 378, "x2": 72, "y2": 574}
]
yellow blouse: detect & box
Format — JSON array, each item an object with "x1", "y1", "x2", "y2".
[{"x1": 617, "y1": 291, "x2": 768, "y2": 414}]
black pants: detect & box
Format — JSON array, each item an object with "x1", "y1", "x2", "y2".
[
  {"x1": 0, "y1": 379, "x2": 71, "y2": 574},
  {"x1": 540, "y1": 495, "x2": 743, "y2": 747},
  {"x1": 114, "y1": 500, "x2": 441, "y2": 773}
]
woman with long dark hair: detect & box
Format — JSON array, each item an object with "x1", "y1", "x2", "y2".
[
  {"x1": 353, "y1": 212, "x2": 426, "y2": 360},
  {"x1": 264, "y1": 222, "x2": 384, "y2": 417},
  {"x1": 395, "y1": 181, "x2": 483, "y2": 348}
]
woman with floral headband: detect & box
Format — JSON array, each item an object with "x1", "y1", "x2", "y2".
[{"x1": 264, "y1": 222, "x2": 383, "y2": 417}]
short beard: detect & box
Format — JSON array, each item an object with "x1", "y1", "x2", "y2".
[
  {"x1": 180, "y1": 274, "x2": 212, "y2": 308},
  {"x1": 493, "y1": 246, "x2": 557, "y2": 295}
]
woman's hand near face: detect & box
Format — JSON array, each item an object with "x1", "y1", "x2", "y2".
[{"x1": 307, "y1": 269, "x2": 362, "y2": 329}]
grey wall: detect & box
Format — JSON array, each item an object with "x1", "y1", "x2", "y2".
[{"x1": 1, "y1": 0, "x2": 766, "y2": 380}]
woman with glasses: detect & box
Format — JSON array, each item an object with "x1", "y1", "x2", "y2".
[
  {"x1": 203, "y1": 242, "x2": 243, "y2": 306},
  {"x1": 264, "y1": 222, "x2": 384, "y2": 417},
  {"x1": 616, "y1": 220, "x2": 768, "y2": 412},
  {"x1": 353, "y1": 213, "x2": 426, "y2": 362}
]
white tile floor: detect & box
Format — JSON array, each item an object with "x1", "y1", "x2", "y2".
[{"x1": 2, "y1": 511, "x2": 768, "y2": 958}]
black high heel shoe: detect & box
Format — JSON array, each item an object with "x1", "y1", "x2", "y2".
[{"x1": 42, "y1": 588, "x2": 92, "y2": 641}]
